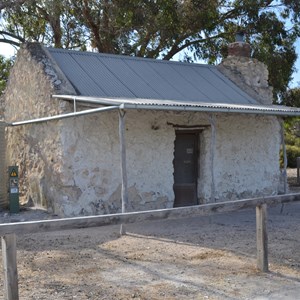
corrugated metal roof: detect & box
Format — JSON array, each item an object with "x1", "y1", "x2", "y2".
[
  {"x1": 46, "y1": 47, "x2": 258, "y2": 105},
  {"x1": 52, "y1": 95, "x2": 300, "y2": 117}
]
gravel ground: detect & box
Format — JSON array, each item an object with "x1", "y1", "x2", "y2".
[{"x1": 0, "y1": 169, "x2": 298, "y2": 300}]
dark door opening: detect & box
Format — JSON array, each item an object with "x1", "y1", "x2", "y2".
[{"x1": 173, "y1": 132, "x2": 198, "y2": 207}]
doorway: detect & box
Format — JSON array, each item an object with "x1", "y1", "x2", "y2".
[{"x1": 173, "y1": 131, "x2": 198, "y2": 207}]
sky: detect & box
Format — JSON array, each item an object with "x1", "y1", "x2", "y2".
[
  {"x1": 0, "y1": 42, "x2": 16, "y2": 58},
  {"x1": 292, "y1": 40, "x2": 300, "y2": 87},
  {"x1": 1, "y1": 40, "x2": 300, "y2": 88}
]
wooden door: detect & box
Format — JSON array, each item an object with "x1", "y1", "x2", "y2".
[{"x1": 173, "y1": 132, "x2": 198, "y2": 207}]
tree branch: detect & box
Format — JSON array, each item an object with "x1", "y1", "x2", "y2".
[
  {"x1": 0, "y1": 0, "x2": 27, "y2": 11},
  {"x1": 162, "y1": 32, "x2": 227, "y2": 60},
  {"x1": 0, "y1": 31, "x2": 25, "y2": 43},
  {"x1": 0, "y1": 38, "x2": 21, "y2": 47},
  {"x1": 82, "y1": 0, "x2": 102, "y2": 51}
]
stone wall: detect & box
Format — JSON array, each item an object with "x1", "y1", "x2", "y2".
[
  {"x1": 3, "y1": 43, "x2": 76, "y2": 209},
  {"x1": 211, "y1": 114, "x2": 281, "y2": 200},
  {"x1": 40, "y1": 109, "x2": 281, "y2": 217},
  {"x1": 0, "y1": 122, "x2": 7, "y2": 207},
  {"x1": 51, "y1": 110, "x2": 178, "y2": 216},
  {"x1": 218, "y1": 55, "x2": 273, "y2": 105}
]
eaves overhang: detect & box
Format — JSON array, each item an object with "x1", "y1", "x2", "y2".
[{"x1": 52, "y1": 95, "x2": 300, "y2": 117}]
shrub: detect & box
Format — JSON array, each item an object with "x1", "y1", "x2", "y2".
[{"x1": 281, "y1": 145, "x2": 300, "y2": 168}]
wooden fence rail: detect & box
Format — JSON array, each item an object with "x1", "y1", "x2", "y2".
[{"x1": 1, "y1": 193, "x2": 300, "y2": 300}]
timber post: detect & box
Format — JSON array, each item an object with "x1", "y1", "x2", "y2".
[
  {"x1": 280, "y1": 119, "x2": 288, "y2": 213},
  {"x1": 256, "y1": 204, "x2": 268, "y2": 272},
  {"x1": 1, "y1": 234, "x2": 19, "y2": 300},
  {"x1": 119, "y1": 108, "x2": 128, "y2": 235},
  {"x1": 209, "y1": 114, "x2": 216, "y2": 202},
  {"x1": 280, "y1": 119, "x2": 288, "y2": 194},
  {"x1": 297, "y1": 157, "x2": 300, "y2": 184}
]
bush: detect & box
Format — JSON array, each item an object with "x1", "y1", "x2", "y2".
[
  {"x1": 282, "y1": 145, "x2": 300, "y2": 168},
  {"x1": 280, "y1": 118, "x2": 300, "y2": 168}
]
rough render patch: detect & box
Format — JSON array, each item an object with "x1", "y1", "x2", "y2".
[
  {"x1": 46, "y1": 109, "x2": 281, "y2": 217},
  {"x1": 57, "y1": 110, "x2": 178, "y2": 216},
  {"x1": 210, "y1": 114, "x2": 281, "y2": 201}
]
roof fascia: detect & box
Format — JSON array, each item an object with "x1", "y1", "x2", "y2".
[{"x1": 52, "y1": 95, "x2": 300, "y2": 117}]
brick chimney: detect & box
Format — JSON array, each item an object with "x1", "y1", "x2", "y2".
[
  {"x1": 227, "y1": 32, "x2": 251, "y2": 57},
  {"x1": 217, "y1": 32, "x2": 273, "y2": 105}
]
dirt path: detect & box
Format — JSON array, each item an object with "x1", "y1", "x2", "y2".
[
  {"x1": 0, "y1": 201, "x2": 299, "y2": 300},
  {"x1": 0, "y1": 169, "x2": 299, "y2": 299}
]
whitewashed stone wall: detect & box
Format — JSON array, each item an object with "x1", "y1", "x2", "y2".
[
  {"x1": 40, "y1": 109, "x2": 281, "y2": 217},
  {"x1": 207, "y1": 114, "x2": 281, "y2": 200},
  {"x1": 0, "y1": 122, "x2": 7, "y2": 207},
  {"x1": 54, "y1": 110, "x2": 178, "y2": 216}
]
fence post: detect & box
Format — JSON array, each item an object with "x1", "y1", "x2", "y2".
[
  {"x1": 256, "y1": 204, "x2": 268, "y2": 272},
  {"x1": 297, "y1": 157, "x2": 300, "y2": 185},
  {"x1": 2, "y1": 234, "x2": 19, "y2": 300}
]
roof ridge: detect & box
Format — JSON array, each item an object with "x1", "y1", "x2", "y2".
[{"x1": 45, "y1": 46, "x2": 213, "y2": 69}]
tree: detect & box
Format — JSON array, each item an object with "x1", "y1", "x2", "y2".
[
  {"x1": 0, "y1": 0, "x2": 300, "y2": 101},
  {"x1": 281, "y1": 87, "x2": 300, "y2": 107},
  {"x1": 0, "y1": 55, "x2": 13, "y2": 95},
  {"x1": 0, "y1": 0, "x2": 87, "y2": 49},
  {"x1": 280, "y1": 88, "x2": 300, "y2": 168}
]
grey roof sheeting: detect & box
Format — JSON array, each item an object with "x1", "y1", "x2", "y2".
[
  {"x1": 46, "y1": 47, "x2": 258, "y2": 105},
  {"x1": 53, "y1": 95, "x2": 300, "y2": 117}
]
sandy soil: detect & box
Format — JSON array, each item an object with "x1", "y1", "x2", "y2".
[{"x1": 0, "y1": 170, "x2": 299, "y2": 299}]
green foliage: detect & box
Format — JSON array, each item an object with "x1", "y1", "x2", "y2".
[
  {"x1": 280, "y1": 115, "x2": 300, "y2": 168},
  {"x1": 0, "y1": 1, "x2": 300, "y2": 101},
  {"x1": 0, "y1": 55, "x2": 14, "y2": 96},
  {"x1": 281, "y1": 145, "x2": 300, "y2": 168},
  {"x1": 2, "y1": 0, "x2": 87, "y2": 49},
  {"x1": 280, "y1": 89, "x2": 300, "y2": 168},
  {"x1": 281, "y1": 88, "x2": 300, "y2": 107}
]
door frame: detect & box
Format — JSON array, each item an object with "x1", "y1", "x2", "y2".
[{"x1": 173, "y1": 130, "x2": 200, "y2": 207}]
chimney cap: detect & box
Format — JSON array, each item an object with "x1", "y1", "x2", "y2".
[{"x1": 235, "y1": 31, "x2": 245, "y2": 42}]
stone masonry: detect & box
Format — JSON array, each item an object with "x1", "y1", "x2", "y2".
[
  {"x1": 217, "y1": 42, "x2": 273, "y2": 105},
  {"x1": 2, "y1": 43, "x2": 76, "y2": 210}
]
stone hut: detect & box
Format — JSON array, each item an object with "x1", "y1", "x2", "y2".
[{"x1": 2, "y1": 42, "x2": 300, "y2": 217}]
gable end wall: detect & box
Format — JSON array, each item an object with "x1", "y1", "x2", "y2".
[{"x1": 3, "y1": 43, "x2": 76, "y2": 209}]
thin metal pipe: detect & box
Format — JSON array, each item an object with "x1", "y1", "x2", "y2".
[
  {"x1": 9, "y1": 106, "x2": 119, "y2": 127},
  {"x1": 73, "y1": 97, "x2": 76, "y2": 112}
]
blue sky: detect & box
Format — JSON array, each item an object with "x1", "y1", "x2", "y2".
[
  {"x1": 1, "y1": 40, "x2": 300, "y2": 88},
  {"x1": 291, "y1": 39, "x2": 300, "y2": 87}
]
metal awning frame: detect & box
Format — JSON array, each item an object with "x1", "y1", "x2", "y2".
[
  {"x1": 52, "y1": 94, "x2": 300, "y2": 117},
  {"x1": 8, "y1": 105, "x2": 120, "y2": 127}
]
